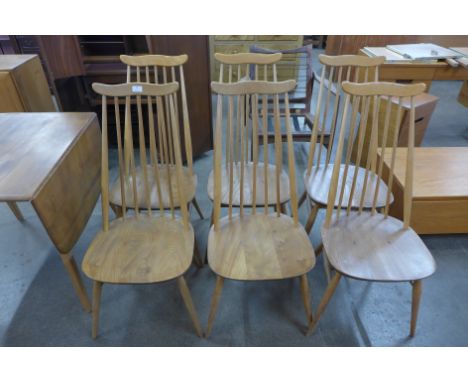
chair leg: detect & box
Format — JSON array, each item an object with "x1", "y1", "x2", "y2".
[
  {"x1": 298, "y1": 191, "x2": 307, "y2": 208},
  {"x1": 92, "y1": 281, "x2": 103, "y2": 339},
  {"x1": 177, "y1": 276, "x2": 203, "y2": 337},
  {"x1": 300, "y1": 274, "x2": 314, "y2": 326},
  {"x1": 191, "y1": 197, "x2": 205, "y2": 220},
  {"x1": 314, "y1": 242, "x2": 323, "y2": 256},
  {"x1": 306, "y1": 272, "x2": 342, "y2": 336},
  {"x1": 110, "y1": 203, "x2": 124, "y2": 218},
  {"x1": 410, "y1": 280, "x2": 422, "y2": 337},
  {"x1": 206, "y1": 275, "x2": 224, "y2": 338},
  {"x1": 323, "y1": 249, "x2": 332, "y2": 284},
  {"x1": 59, "y1": 253, "x2": 91, "y2": 312},
  {"x1": 193, "y1": 240, "x2": 203, "y2": 268},
  {"x1": 7, "y1": 202, "x2": 25, "y2": 222},
  {"x1": 305, "y1": 203, "x2": 319, "y2": 234}
]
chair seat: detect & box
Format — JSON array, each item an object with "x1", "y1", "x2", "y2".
[
  {"x1": 322, "y1": 211, "x2": 436, "y2": 282},
  {"x1": 208, "y1": 214, "x2": 315, "y2": 281},
  {"x1": 304, "y1": 164, "x2": 392, "y2": 208},
  {"x1": 109, "y1": 164, "x2": 197, "y2": 209},
  {"x1": 207, "y1": 162, "x2": 290, "y2": 206},
  {"x1": 82, "y1": 215, "x2": 194, "y2": 284}
]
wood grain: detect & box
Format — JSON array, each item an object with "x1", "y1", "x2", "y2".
[
  {"x1": 208, "y1": 214, "x2": 315, "y2": 281},
  {"x1": 322, "y1": 212, "x2": 436, "y2": 281}
]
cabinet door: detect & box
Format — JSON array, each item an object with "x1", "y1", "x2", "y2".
[{"x1": 0, "y1": 72, "x2": 24, "y2": 112}]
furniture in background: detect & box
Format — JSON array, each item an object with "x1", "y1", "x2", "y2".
[
  {"x1": 1, "y1": 35, "x2": 213, "y2": 157},
  {"x1": 107, "y1": 53, "x2": 204, "y2": 219},
  {"x1": 0, "y1": 112, "x2": 101, "y2": 312},
  {"x1": 249, "y1": 44, "x2": 316, "y2": 144},
  {"x1": 451, "y1": 47, "x2": 468, "y2": 107},
  {"x1": 207, "y1": 52, "x2": 292, "y2": 222},
  {"x1": 302, "y1": 54, "x2": 386, "y2": 241},
  {"x1": 307, "y1": 81, "x2": 436, "y2": 337},
  {"x1": 82, "y1": 81, "x2": 203, "y2": 339},
  {"x1": 0, "y1": 54, "x2": 57, "y2": 220},
  {"x1": 206, "y1": 79, "x2": 316, "y2": 337},
  {"x1": 378, "y1": 147, "x2": 468, "y2": 234},
  {"x1": 209, "y1": 35, "x2": 303, "y2": 80},
  {"x1": 351, "y1": 92, "x2": 439, "y2": 166}
]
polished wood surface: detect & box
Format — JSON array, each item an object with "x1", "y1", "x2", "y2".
[
  {"x1": 322, "y1": 212, "x2": 436, "y2": 281},
  {"x1": 0, "y1": 55, "x2": 55, "y2": 112},
  {"x1": 208, "y1": 214, "x2": 315, "y2": 280},
  {"x1": 207, "y1": 79, "x2": 315, "y2": 336},
  {"x1": 207, "y1": 162, "x2": 290, "y2": 205},
  {"x1": 83, "y1": 215, "x2": 194, "y2": 283},
  {"x1": 308, "y1": 82, "x2": 435, "y2": 337},
  {"x1": 0, "y1": 113, "x2": 97, "y2": 200},
  {"x1": 0, "y1": 112, "x2": 101, "y2": 312},
  {"x1": 83, "y1": 81, "x2": 202, "y2": 338},
  {"x1": 379, "y1": 147, "x2": 468, "y2": 234}
]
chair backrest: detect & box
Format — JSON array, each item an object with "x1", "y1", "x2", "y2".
[
  {"x1": 306, "y1": 54, "x2": 385, "y2": 176},
  {"x1": 214, "y1": 52, "x2": 282, "y2": 83},
  {"x1": 249, "y1": 44, "x2": 314, "y2": 114},
  {"x1": 92, "y1": 81, "x2": 190, "y2": 231},
  {"x1": 120, "y1": 54, "x2": 193, "y2": 175},
  {"x1": 323, "y1": 81, "x2": 426, "y2": 229},
  {"x1": 210, "y1": 79, "x2": 298, "y2": 230}
]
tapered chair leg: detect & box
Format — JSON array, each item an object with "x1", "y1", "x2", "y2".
[
  {"x1": 307, "y1": 272, "x2": 342, "y2": 336},
  {"x1": 191, "y1": 197, "x2": 205, "y2": 220},
  {"x1": 193, "y1": 240, "x2": 203, "y2": 268},
  {"x1": 300, "y1": 274, "x2": 314, "y2": 326},
  {"x1": 410, "y1": 280, "x2": 422, "y2": 337},
  {"x1": 177, "y1": 276, "x2": 203, "y2": 337},
  {"x1": 323, "y1": 250, "x2": 332, "y2": 284},
  {"x1": 305, "y1": 203, "x2": 319, "y2": 234},
  {"x1": 298, "y1": 191, "x2": 307, "y2": 208},
  {"x1": 92, "y1": 280, "x2": 103, "y2": 339},
  {"x1": 7, "y1": 201, "x2": 24, "y2": 222},
  {"x1": 59, "y1": 253, "x2": 91, "y2": 312},
  {"x1": 206, "y1": 275, "x2": 224, "y2": 338}
]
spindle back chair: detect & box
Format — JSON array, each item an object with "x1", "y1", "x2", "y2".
[
  {"x1": 107, "y1": 54, "x2": 203, "y2": 219},
  {"x1": 205, "y1": 79, "x2": 316, "y2": 337},
  {"x1": 82, "y1": 81, "x2": 203, "y2": 339},
  {"x1": 206, "y1": 52, "x2": 292, "y2": 219},
  {"x1": 302, "y1": 54, "x2": 386, "y2": 235},
  {"x1": 307, "y1": 81, "x2": 436, "y2": 337}
]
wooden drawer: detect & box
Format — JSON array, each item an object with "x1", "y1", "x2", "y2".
[
  {"x1": 214, "y1": 35, "x2": 254, "y2": 41},
  {"x1": 257, "y1": 35, "x2": 302, "y2": 41}
]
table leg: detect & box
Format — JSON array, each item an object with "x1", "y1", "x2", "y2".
[
  {"x1": 7, "y1": 201, "x2": 24, "y2": 222},
  {"x1": 59, "y1": 252, "x2": 91, "y2": 312}
]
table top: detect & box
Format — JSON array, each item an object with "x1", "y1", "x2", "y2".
[
  {"x1": 0, "y1": 54, "x2": 37, "y2": 71},
  {"x1": 379, "y1": 147, "x2": 468, "y2": 200},
  {"x1": 0, "y1": 112, "x2": 97, "y2": 201}
]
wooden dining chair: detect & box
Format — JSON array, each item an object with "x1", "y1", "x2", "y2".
[
  {"x1": 107, "y1": 54, "x2": 204, "y2": 219},
  {"x1": 205, "y1": 79, "x2": 316, "y2": 337},
  {"x1": 207, "y1": 52, "x2": 292, "y2": 223},
  {"x1": 82, "y1": 81, "x2": 203, "y2": 339},
  {"x1": 302, "y1": 55, "x2": 386, "y2": 237},
  {"x1": 306, "y1": 81, "x2": 436, "y2": 337},
  {"x1": 249, "y1": 44, "x2": 316, "y2": 144}
]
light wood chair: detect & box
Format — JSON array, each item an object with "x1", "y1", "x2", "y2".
[
  {"x1": 306, "y1": 81, "x2": 436, "y2": 337},
  {"x1": 206, "y1": 79, "x2": 316, "y2": 337},
  {"x1": 207, "y1": 52, "x2": 292, "y2": 223},
  {"x1": 82, "y1": 81, "x2": 203, "y2": 339},
  {"x1": 302, "y1": 55, "x2": 386, "y2": 238},
  {"x1": 107, "y1": 54, "x2": 204, "y2": 220}
]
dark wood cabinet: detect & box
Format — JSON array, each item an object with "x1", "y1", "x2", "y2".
[{"x1": 1, "y1": 35, "x2": 213, "y2": 157}]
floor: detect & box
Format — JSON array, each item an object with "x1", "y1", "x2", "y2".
[{"x1": 1, "y1": 56, "x2": 468, "y2": 346}]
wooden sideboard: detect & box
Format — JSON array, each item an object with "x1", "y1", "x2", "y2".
[{"x1": 0, "y1": 54, "x2": 55, "y2": 112}]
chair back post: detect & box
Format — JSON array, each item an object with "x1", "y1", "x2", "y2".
[
  {"x1": 92, "y1": 81, "x2": 192, "y2": 227},
  {"x1": 306, "y1": 54, "x2": 385, "y2": 176},
  {"x1": 323, "y1": 81, "x2": 425, "y2": 228},
  {"x1": 211, "y1": 80, "x2": 298, "y2": 228}
]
